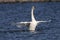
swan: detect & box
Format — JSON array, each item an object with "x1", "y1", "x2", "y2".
[{"x1": 14, "y1": 6, "x2": 51, "y2": 32}]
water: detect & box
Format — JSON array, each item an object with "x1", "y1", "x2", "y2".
[{"x1": 0, "y1": 2, "x2": 60, "y2": 40}]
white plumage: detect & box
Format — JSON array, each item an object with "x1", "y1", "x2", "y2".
[{"x1": 13, "y1": 6, "x2": 51, "y2": 32}]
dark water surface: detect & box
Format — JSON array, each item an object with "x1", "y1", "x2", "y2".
[{"x1": 0, "y1": 2, "x2": 60, "y2": 40}]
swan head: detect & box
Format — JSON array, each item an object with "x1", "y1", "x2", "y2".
[{"x1": 32, "y1": 6, "x2": 35, "y2": 10}]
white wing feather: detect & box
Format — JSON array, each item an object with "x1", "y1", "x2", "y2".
[
  {"x1": 37, "y1": 20, "x2": 51, "y2": 23},
  {"x1": 16, "y1": 22, "x2": 31, "y2": 27}
]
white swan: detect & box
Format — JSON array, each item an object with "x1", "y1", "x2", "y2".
[{"x1": 15, "y1": 6, "x2": 51, "y2": 32}]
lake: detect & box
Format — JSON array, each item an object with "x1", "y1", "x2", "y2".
[{"x1": 0, "y1": 2, "x2": 60, "y2": 40}]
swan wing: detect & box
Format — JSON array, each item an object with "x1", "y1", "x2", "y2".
[
  {"x1": 37, "y1": 20, "x2": 51, "y2": 23},
  {"x1": 16, "y1": 22, "x2": 31, "y2": 27}
]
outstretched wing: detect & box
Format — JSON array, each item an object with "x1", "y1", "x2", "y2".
[
  {"x1": 37, "y1": 20, "x2": 51, "y2": 23},
  {"x1": 15, "y1": 22, "x2": 31, "y2": 27}
]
